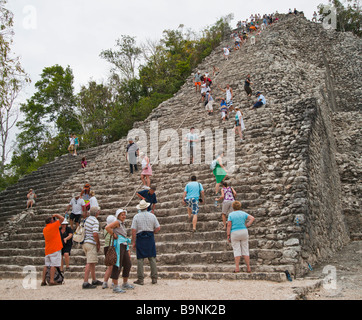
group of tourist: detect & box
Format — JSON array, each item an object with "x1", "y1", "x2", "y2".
[
  {"x1": 41, "y1": 182, "x2": 160, "y2": 292},
  {"x1": 41, "y1": 10, "x2": 316, "y2": 290}
]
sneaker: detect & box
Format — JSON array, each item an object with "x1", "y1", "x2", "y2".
[
  {"x1": 133, "y1": 279, "x2": 144, "y2": 285},
  {"x1": 122, "y1": 282, "x2": 135, "y2": 290},
  {"x1": 91, "y1": 279, "x2": 103, "y2": 286},
  {"x1": 82, "y1": 282, "x2": 97, "y2": 289},
  {"x1": 113, "y1": 285, "x2": 126, "y2": 293},
  {"x1": 102, "y1": 282, "x2": 108, "y2": 289}
]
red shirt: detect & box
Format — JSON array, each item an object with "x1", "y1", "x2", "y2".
[{"x1": 43, "y1": 220, "x2": 63, "y2": 256}]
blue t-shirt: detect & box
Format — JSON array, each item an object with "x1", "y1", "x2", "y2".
[
  {"x1": 259, "y1": 94, "x2": 266, "y2": 105},
  {"x1": 228, "y1": 210, "x2": 249, "y2": 233},
  {"x1": 137, "y1": 190, "x2": 157, "y2": 211},
  {"x1": 185, "y1": 182, "x2": 204, "y2": 201}
]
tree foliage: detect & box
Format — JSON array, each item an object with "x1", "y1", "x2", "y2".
[{"x1": 0, "y1": 0, "x2": 30, "y2": 175}]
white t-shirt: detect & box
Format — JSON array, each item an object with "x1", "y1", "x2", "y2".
[
  {"x1": 223, "y1": 48, "x2": 230, "y2": 55},
  {"x1": 89, "y1": 196, "x2": 99, "y2": 208},
  {"x1": 70, "y1": 197, "x2": 85, "y2": 215},
  {"x1": 69, "y1": 137, "x2": 75, "y2": 145}
]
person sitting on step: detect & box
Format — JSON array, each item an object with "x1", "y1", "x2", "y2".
[{"x1": 251, "y1": 91, "x2": 266, "y2": 110}]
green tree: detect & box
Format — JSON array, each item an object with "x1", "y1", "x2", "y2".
[
  {"x1": 11, "y1": 65, "x2": 79, "y2": 179},
  {"x1": 100, "y1": 35, "x2": 142, "y2": 81},
  {"x1": 0, "y1": 0, "x2": 30, "y2": 176}
]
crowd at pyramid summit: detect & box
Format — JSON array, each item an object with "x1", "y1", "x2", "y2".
[{"x1": 35, "y1": 8, "x2": 313, "y2": 292}]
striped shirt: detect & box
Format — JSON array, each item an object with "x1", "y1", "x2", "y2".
[
  {"x1": 131, "y1": 211, "x2": 160, "y2": 234},
  {"x1": 83, "y1": 216, "x2": 99, "y2": 245}
]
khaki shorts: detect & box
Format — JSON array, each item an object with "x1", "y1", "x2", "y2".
[
  {"x1": 83, "y1": 242, "x2": 98, "y2": 264},
  {"x1": 222, "y1": 201, "x2": 234, "y2": 215},
  {"x1": 205, "y1": 100, "x2": 213, "y2": 111}
]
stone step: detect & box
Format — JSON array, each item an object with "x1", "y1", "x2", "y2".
[{"x1": 0, "y1": 264, "x2": 288, "y2": 282}]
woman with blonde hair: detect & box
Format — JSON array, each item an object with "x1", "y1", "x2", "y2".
[{"x1": 227, "y1": 201, "x2": 255, "y2": 273}]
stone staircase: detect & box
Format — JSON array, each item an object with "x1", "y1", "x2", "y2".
[
  {"x1": 0, "y1": 144, "x2": 109, "y2": 229},
  {"x1": 0, "y1": 14, "x2": 359, "y2": 283}
]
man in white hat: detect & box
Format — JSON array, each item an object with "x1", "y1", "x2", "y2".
[{"x1": 131, "y1": 200, "x2": 160, "y2": 285}]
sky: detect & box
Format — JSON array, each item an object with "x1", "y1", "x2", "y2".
[{"x1": 3, "y1": 0, "x2": 327, "y2": 160}]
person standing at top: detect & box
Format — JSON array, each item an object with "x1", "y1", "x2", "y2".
[
  {"x1": 41, "y1": 214, "x2": 64, "y2": 286},
  {"x1": 68, "y1": 134, "x2": 75, "y2": 155},
  {"x1": 182, "y1": 175, "x2": 205, "y2": 232},
  {"x1": 131, "y1": 200, "x2": 161, "y2": 285},
  {"x1": 194, "y1": 71, "x2": 202, "y2": 93},
  {"x1": 126, "y1": 137, "x2": 139, "y2": 174}
]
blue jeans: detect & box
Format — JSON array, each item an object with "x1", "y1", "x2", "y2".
[{"x1": 253, "y1": 101, "x2": 264, "y2": 109}]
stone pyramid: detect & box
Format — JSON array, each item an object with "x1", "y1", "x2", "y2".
[{"x1": 0, "y1": 14, "x2": 360, "y2": 282}]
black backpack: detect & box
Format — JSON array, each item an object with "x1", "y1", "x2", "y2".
[{"x1": 45, "y1": 266, "x2": 64, "y2": 284}]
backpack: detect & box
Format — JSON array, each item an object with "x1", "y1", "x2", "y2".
[
  {"x1": 73, "y1": 218, "x2": 87, "y2": 244},
  {"x1": 210, "y1": 159, "x2": 217, "y2": 171},
  {"x1": 45, "y1": 266, "x2": 64, "y2": 284}
]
